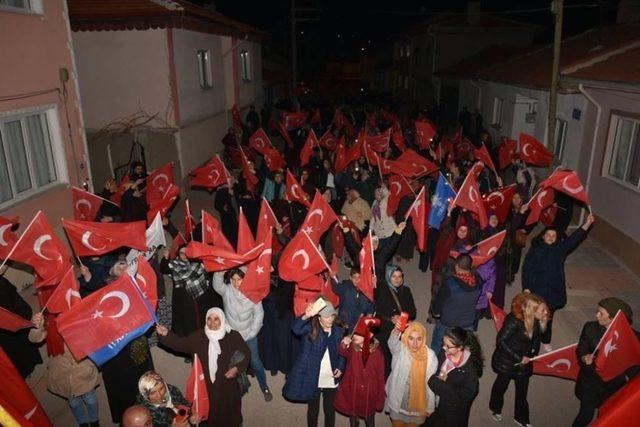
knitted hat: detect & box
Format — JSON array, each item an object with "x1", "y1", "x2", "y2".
[{"x1": 599, "y1": 297, "x2": 633, "y2": 323}]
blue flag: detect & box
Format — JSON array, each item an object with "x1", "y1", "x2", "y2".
[{"x1": 428, "y1": 174, "x2": 456, "y2": 229}]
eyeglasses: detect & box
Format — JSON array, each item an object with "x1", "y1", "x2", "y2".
[{"x1": 442, "y1": 344, "x2": 460, "y2": 350}]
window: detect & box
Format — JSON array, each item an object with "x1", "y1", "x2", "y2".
[
  {"x1": 0, "y1": 0, "x2": 42, "y2": 13},
  {"x1": 554, "y1": 119, "x2": 568, "y2": 158},
  {"x1": 197, "y1": 49, "x2": 213, "y2": 89},
  {"x1": 240, "y1": 50, "x2": 251, "y2": 82},
  {"x1": 0, "y1": 109, "x2": 59, "y2": 204},
  {"x1": 605, "y1": 114, "x2": 640, "y2": 189},
  {"x1": 492, "y1": 97, "x2": 504, "y2": 127}
]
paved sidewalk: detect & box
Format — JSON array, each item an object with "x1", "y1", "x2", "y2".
[{"x1": 25, "y1": 191, "x2": 639, "y2": 426}]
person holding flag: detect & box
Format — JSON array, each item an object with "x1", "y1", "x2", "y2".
[
  {"x1": 212, "y1": 268, "x2": 273, "y2": 402},
  {"x1": 136, "y1": 370, "x2": 198, "y2": 426},
  {"x1": 572, "y1": 298, "x2": 639, "y2": 427}
]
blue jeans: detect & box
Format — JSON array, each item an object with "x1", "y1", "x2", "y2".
[
  {"x1": 246, "y1": 337, "x2": 268, "y2": 391},
  {"x1": 68, "y1": 389, "x2": 99, "y2": 424}
]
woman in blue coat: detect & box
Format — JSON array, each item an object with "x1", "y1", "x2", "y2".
[
  {"x1": 522, "y1": 213, "x2": 594, "y2": 350},
  {"x1": 283, "y1": 300, "x2": 346, "y2": 427}
]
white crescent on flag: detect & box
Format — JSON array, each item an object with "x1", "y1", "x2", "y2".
[
  {"x1": 561, "y1": 176, "x2": 584, "y2": 194},
  {"x1": 98, "y1": 291, "x2": 131, "y2": 318},
  {"x1": 547, "y1": 358, "x2": 572, "y2": 372},
  {"x1": 0, "y1": 223, "x2": 11, "y2": 246},
  {"x1": 292, "y1": 249, "x2": 310, "y2": 269},
  {"x1": 81, "y1": 231, "x2": 107, "y2": 251},
  {"x1": 33, "y1": 235, "x2": 53, "y2": 260}
]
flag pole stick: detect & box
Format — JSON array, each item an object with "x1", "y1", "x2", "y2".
[
  {"x1": 376, "y1": 156, "x2": 384, "y2": 183},
  {"x1": 400, "y1": 175, "x2": 417, "y2": 197},
  {"x1": 0, "y1": 211, "x2": 41, "y2": 272},
  {"x1": 60, "y1": 220, "x2": 85, "y2": 267},
  {"x1": 404, "y1": 186, "x2": 424, "y2": 221},
  {"x1": 302, "y1": 230, "x2": 333, "y2": 278},
  {"x1": 450, "y1": 167, "x2": 473, "y2": 208}
]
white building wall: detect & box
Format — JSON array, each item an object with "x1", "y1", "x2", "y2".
[{"x1": 72, "y1": 29, "x2": 173, "y2": 129}]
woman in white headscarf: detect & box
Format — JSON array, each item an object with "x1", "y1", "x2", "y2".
[{"x1": 157, "y1": 308, "x2": 250, "y2": 426}]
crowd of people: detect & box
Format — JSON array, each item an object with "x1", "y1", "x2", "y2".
[{"x1": 1, "y1": 101, "x2": 638, "y2": 427}]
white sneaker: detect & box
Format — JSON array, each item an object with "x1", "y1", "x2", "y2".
[
  {"x1": 491, "y1": 412, "x2": 503, "y2": 422},
  {"x1": 542, "y1": 344, "x2": 553, "y2": 353},
  {"x1": 514, "y1": 420, "x2": 532, "y2": 427}
]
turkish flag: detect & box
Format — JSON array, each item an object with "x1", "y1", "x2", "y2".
[
  {"x1": 483, "y1": 184, "x2": 517, "y2": 223},
  {"x1": 239, "y1": 147, "x2": 259, "y2": 193},
  {"x1": 453, "y1": 171, "x2": 488, "y2": 229},
  {"x1": 232, "y1": 104, "x2": 242, "y2": 127},
  {"x1": 297, "y1": 274, "x2": 324, "y2": 292},
  {"x1": 311, "y1": 108, "x2": 321, "y2": 125},
  {"x1": 185, "y1": 200, "x2": 196, "y2": 240},
  {"x1": 321, "y1": 275, "x2": 340, "y2": 309},
  {"x1": 285, "y1": 111, "x2": 307, "y2": 130},
  {"x1": 45, "y1": 267, "x2": 81, "y2": 314},
  {"x1": 286, "y1": 169, "x2": 311, "y2": 207},
  {"x1": 56, "y1": 273, "x2": 155, "y2": 360},
  {"x1": 540, "y1": 205, "x2": 558, "y2": 227},
  {"x1": 319, "y1": 130, "x2": 338, "y2": 151},
  {"x1": 334, "y1": 140, "x2": 350, "y2": 173},
  {"x1": 415, "y1": 120, "x2": 437, "y2": 149},
  {"x1": 256, "y1": 198, "x2": 279, "y2": 244},
  {"x1": 146, "y1": 162, "x2": 175, "y2": 204},
  {"x1": 131, "y1": 255, "x2": 158, "y2": 311},
  {"x1": 72, "y1": 186, "x2": 106, "y2": 221},
  {"x1": 0, "y1": 347, "x2": 53, "y2": 426},
  {"x1": 0, "y1": 306, "x2": 32, "y2": 332},
  {"x1": 0, "y1": 215, "x2": 19, "y2": 259},
  {"x1": 526, "y1": 188, "x2": 556, "y2": 226},
  {"x1": 392, "y1": 130, "x2": 408, "y2": 152},
  {"x1": 293, "y1": 286, "x2": 321, "y2": 317},
  {"x1": 241, "y1": 231, "x2": 273, "y2": 303},
  {"x1": 276, "y1": 120, "x2": 293, "y2": 148},
  {"x1": 186, "y1": 354, "x2": 210, "y2": 421},
  {"x1": 185, "y1": 241, "x2": 262, "y2": 272},
  {"x1": 190, "y1": 155, "x2": 230, "y2": 189},
  {"x1": 262, "y1": 146, "x2": 287, "y2": 172},
  {"x1": 331, "y1": 225, "x2": 345, "y2": 258},
  {"x1": 278, "y1": 230, "x2": 329, "y2": 283},
  {"x1": 594, "y1": 375, "x2": 640, "y2": 427},
  {"x1": 237, "y1": 207, "x2": 256, "y2": 254},
  {"x1": 499, "y1": 138, "x2": 518, "y2": 170},
  {"x1": 169, "y1": 232, "x2": 187, "y2": 259},
  {"x1": 364, "y1": 129, "x2": 391, "y2": 153},
  {"x1": 63, "y1": 219, "x2": 147, "y2": 257},
  {"x1": 363, "y1": 142, "x2": 381, "y2": 167},
  {"x1": 377, "y1": 157, "x2": 408, "y2": 176},
  {"x1": 201, "y1": 211, "x2": 234, "y2": 251},
  {"x1": 358, "y1": 231, "x2": 376, "y2": 301},
  {"x1": 406, "y1": 187, "x2": 429, "y2": 252},
  {"x1": 519, "y1": 133, "x2": 553, "y2": 166},
  {"x1": 489, "y1": 297, "x2": 505, "y2": 331},
  {"x1": 249, "y1": 128, "x2": 272, "y2": 154},
  {"x1": 387, "y1": 174, "x2": 413, "y2": 216},
  {"x1": 147, "y1": 183, "x2": 180, "y2": 224},
  {"x1": 474, "y1": 143, "x2": 496, "y2": 173},
  {"x1": 595, "y1": 311, "x2": 640, "y2": 381},
  {"x1": 110, "y1": 174, "x2": 130, "y2": 206},
  {"x1": 532, "y1": 343, "x2": 580, "y2": 381},
  {"x1": 299, "y1": 191, "x2": 339, "y2": 242},
  {"x1": 540, "y1": 169, "x2": 590, "y2": 204},
  {"x1": 396, "y1": 149, "x2": 438, "y2": 177},
  {"x1": 471, "y1": 230, "x2": 507, "y2": 266},
  {"x1": 301, "y1": 129, "x2": 318, "y2": 166},
  {"x1": 9, "y1": 211, "x2": 72, "y2": 286}
]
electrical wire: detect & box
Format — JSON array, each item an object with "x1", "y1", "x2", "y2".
[{"x1": 0, "y1": 88, "x2": 60, "y2": 102}]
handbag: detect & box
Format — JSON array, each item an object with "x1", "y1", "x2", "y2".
[{"x1": 229, "y1": 350, "x2": 250, "y2": 396}]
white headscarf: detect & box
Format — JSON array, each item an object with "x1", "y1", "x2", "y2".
[{"x1": 204, "y1": 307, "x2": 231, "y2": 384}]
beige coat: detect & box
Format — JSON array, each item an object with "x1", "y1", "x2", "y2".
[{"x1": 342, "y1": 197, "x2": 373, "y2": 231}]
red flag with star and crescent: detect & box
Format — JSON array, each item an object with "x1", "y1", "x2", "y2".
[
  {"x1": 201, "y1": 211, "x2": 234, "y2": 252},
  {"x1": 146, "y1": 162, "x2": 175, "y2": 205},
  {"x1": 285, "y1": 169, "x2": 311, "y2": 207},
  {"x1": 364, "y1": 129, "x2": 391, "y2": 153},
  {"x1": 72, "y1": 187, "x2": 108, "y2": 221},
  {"x1": 276, "y1": 120, "x2": 293, "y2": 148},
  {"x1": 406, "y1": 186, "x2": 429, "y2": 252},
  {"x1": 186, "y1": 353, "x2": 209, "y2": 421},
  {"x1": 396, "y1": 149, "x2": 438, "y2": 178},
  {"x1": 185, "y1": 242, "x2": 262, "y2": 272},
  {"x1": 45, "y1": 267, "x2": 81, "y2": 314},
  {"x1": 147, "y1": 183, "x2": 180, "y2": 224},
  {"x1": 318, "y1": 130, "x2": 338, "y2": 151},
  {"x1": 334, "y1": 139, "x2": 350, "y2": 173},
  {"x1": 63, "y1": 219, "x2": 147, "y2": 257},
  {"x1": 0, "y1": 347, "x2": 53, "y2": 426},
  {"x1": 499, "y1": 138, "x2": 518, "y2": 170},
  {"x1": 131, "y1": 255, "x2": 158, "y2": 311},
  {"x1": 415, "y1": 120, "x2": 437, "y2": 149},
  {"x1": 594, "y1": 311, "x2": 640, "y2": 381},
  {"x1": 489, "y1": 297, "x2": 506, "y2": 332},
  {"x1": 453, "y1": 171, "x2": 488, "y2": 229},
  {"x1": 387, "y1": 175, "x2": 413, "y2": 216},
  {"x1": 299, "y1": 191, "x2": 339, "y2": 242},
  {"x1": 278, "y1": 230, "x2": 328, "y2": 283},
  {"x1": 262, "y1": 146, "x2": 287, "y2": 172},
  {"x1": 532, "y1": 343, "x2": 580, "y2": 381},
  {"x1": 184, "y1": 200, "x2": 196, "y2": 239},
  {"x1": 526, "y1": 188, "x2": 556, "y2": 226},
  {"x1": 237, "y1": 207, "x2": 256, "y2": 254},
  {"x1": 190, "y1": 156, "x2": 230, "y2": 189},
  {"x1": 239, "y1": 146, "x2": 259, "y2": 192},
  {"x1": 474, "y1": 143, "x2": 496, "y2": 173},
  {"x1": 9, "y1": 211, "x2": 72, "y2": 287},
  {"x1": 56, "y1": 273, "x2": 155, "y2": 360},
  {"x1": 301, "y1": 129, "x2": 319, "y2": 167},
  {"x1": 519, "y1": 133, "x2": 553, "y2": 167},
  {"x1": 391, "y1": 130, "x2": 408, "y2": 152},
  {"x1": 452, "y1": 230, "x2": 507, "y2": 267},
  {"x1": 256, "y1": 198, "x2": 279, "y2": 244},
  {"x1": 358, "y1": 231, "x2": 376, "y2": 301},
  {"x1": 539, "y1": 169, "x2": 590, "y2": 204},
  {"x1": 249, "y1": 128, "x2": 272, "y2": 154},
  {"x1": 241, "y1": 231, "x2": 273, "y2": 303},
  {"x1": 0, "y1": 215, "x2": 19, "y2": 259},
  {"x1": 483, "y1": 184, "x2": 517, "y2": 223}
]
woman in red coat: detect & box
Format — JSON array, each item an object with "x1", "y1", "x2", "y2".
[{"x1": 334, "y1": 316, "x2": 386, "y2": 427}]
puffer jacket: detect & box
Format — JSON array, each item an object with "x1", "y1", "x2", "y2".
[
  {"x1": 491, "y1": 313, "x2": 541, "y2": 377},
  {"x1": 370, "y1": 187, "x2": 397, "y2": 239},
  {"x1": 212, "y1": 272, "x2": 264, "y2": 341}
]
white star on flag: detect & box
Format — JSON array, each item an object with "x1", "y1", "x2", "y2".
[
  {"x1": 214, "y1": 256, "x2": 226, "y2": 264},
  {"x1": 255, "y1": 266, "x2": 265, "y2": 275},
  {"x1": 92, "y1": 310, "x2": 103, "y2": 319},
  {"x1": 304, "y1": 226, "x2": 314, "y2": 234}
]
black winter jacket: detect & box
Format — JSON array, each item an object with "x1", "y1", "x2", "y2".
[{"x1": 491, "y1": 313, "x2": 541, "y2": 377}]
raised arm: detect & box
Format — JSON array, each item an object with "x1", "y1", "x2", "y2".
[{"x1": 212, "y1": 271, "x2": 228, "y2": 296}]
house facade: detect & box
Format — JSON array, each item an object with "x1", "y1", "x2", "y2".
[
  {"x1": 68, "y1": 0, "x2": 265, "y2": 185},
  {"x1": 448, "y1": 22, "x2": 640, "y2": 273},
  {"x1": 0, "y1": 0, "x2": 90, "y2": 285}
]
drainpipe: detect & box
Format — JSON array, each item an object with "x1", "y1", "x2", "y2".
[
  {"x1": 427, "y1": 27, "x2": 439, "y2": 104},
  {"x1": 470, "y1": 80, "x2": 482, "y2": 110},
  {"x1": 577, "y1": 83, "x2": 602, "y2": 225}
]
